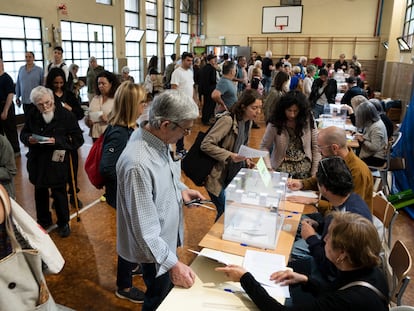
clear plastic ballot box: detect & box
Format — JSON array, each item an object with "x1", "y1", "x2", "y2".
[{"x1": 223, "y1": 169, "x2": 288, "y2": 249}]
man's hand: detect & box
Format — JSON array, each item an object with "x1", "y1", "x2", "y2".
[
  {"x1": 182, "y1": 189, "x2": 206, "y2": 205},
  {"x1": 286, "y1": 196, "x2": 318, "y2": 205},
  {"x1": 169, "y1": 261, "x2": 195, "y2": 288},
  {"x1": 300, "y1": 219, "x2": 317, "y2": 240},
  {"x1": 287, "y1": 179, "x2": 303, "y2": 191}
]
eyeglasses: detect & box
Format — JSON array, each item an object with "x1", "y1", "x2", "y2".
[
  {"x1": 317, "y1": 144, "x2": 332, "y2": 151},
  {"x1": 35, "y1": 100, "x2": 52, "y2": 108},
  {"x1": 172, "y1": 121, "x2": 191, "y2": 136},
  {"x1": 319, "y1": 156, "x2": 343, "y2": 178}
]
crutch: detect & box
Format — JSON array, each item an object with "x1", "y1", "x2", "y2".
[{"x1": 69, "y1": 151, "x2": 81, "y2": 222}]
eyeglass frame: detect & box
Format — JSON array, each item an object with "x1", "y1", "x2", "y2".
[{"x1": 171, "y1": 121, "x2": 192, "y2": 136}]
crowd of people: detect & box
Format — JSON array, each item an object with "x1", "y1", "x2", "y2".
[{"x1": 0, "y1": 47, "x2": 397, "y2": 311}]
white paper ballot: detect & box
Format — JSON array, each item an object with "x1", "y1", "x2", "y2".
[
  {"x1": 238, "y1": 145, "x2": 268, "y2": 158},
  {"x1": 243, "y1": 250, "x2": 290, "y2": 298},
  {"x1": 188, "y1": 249, "x2": 231, "y2": 265},
  {"x1": 89, "y1": 110, "x2": 103, "y2": 122},
  {"x1": 285, "y1": 190, "x2": 318, "y2": 199}
]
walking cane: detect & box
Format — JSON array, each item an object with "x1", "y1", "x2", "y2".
[{"x1": 69, "y1": 151, "x2": 81, "y2": 222}]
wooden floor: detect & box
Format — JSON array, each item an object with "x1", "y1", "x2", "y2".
[{"x1": 13, "y1": 115, "x2": 414, "y2": 310}]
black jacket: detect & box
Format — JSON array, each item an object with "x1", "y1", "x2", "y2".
[
  {"x1": 20, "y1": 105, "x2": 84, "y2": 188},
  {"x1": 309, "y1": 78, "x2": 337, "y2": 106}
]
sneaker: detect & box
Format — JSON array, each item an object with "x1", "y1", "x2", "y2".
[
  {"x1": 176, "y1": 149, "x2": 187, "y2": 159},
  {"x1": 115, "y1": 287, "x2": 144, "y2": 303},
  {"x1": 131, "y1": 264, "x2": 143, "y2": 277},
  {"x1": 58, "y1": 223, "x2": 71, "y2": 238}
]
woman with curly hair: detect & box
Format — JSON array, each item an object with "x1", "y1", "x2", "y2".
[{"x1": 260, "y1": 90, "x2": 320, "y2": 178}]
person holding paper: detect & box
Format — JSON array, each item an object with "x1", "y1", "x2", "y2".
[
  {"x1": 201, "y1": 89, "x2": 261, "y2": 221},
  {"x1": 85, "y1": 70, "x2": 120, "y2": 142},
  {"x1": 20, "y1": 86, "x2": 84, "y2": 237},
  {"x1": 216, "y1": 212, "x2": 389, "y2": 311},
  {"x1": 260, "y1": 90, "x2": 320, "y2": 179}
]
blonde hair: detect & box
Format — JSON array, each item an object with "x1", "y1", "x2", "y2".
[
  {"x1": 351, "y1": 95, "x2": 367, "y2": 110},
  {"x1": 108, "y1": 81, "x2": 146, "y2": 127}
]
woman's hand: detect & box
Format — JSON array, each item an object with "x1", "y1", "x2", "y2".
[
  {"x1": 270, "y1": 269, "x2": 308, "y2": 286},
  {"x1": 215, "y1": 265, "x2": 247, "y2": 282},
  {"x1": 287, "y1": 178, "x2": 303, "y2": 191},
  {"x1": 230, "y1": 153, "x2": 246, "y2": 163}
]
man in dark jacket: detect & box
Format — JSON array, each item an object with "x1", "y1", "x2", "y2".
[
  {"x1": 20, "y1": 86, "x2": 84, "y2": 237},
  {"x1": 198, "y1": 54, "x2": 218, "y2": 125},
  {"x1": 340, "y1": 76, "x2": 367, "y2": 107}
]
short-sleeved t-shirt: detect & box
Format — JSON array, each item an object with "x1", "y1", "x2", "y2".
[
  {"x1": 0, "y1": 73, "x2": 15, "y2": 102},
  {"x1": 215, "y1": 77, "x2": 237, "y2": 109}
]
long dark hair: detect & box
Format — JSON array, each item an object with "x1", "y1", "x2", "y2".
[
  {"x1": 268, "y1": 90, "x2": 314, "y2": 136},
  {"x1": 95, "y1": 70, "x2": 120, "y2": 98},
  {"x1": 231, "y1": 89, "x2": 261, "y2": 121},
  {"x1": 46, "y1": 67, "x2": 67, "y2": 91}
]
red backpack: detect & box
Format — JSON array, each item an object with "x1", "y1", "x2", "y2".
[{"x1": 84, "y1": 134, "x2": 105, "y2": 189}]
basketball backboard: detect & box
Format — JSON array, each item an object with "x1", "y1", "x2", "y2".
[{"x1": 262, "y1": 6, "x2": 303, "y2": 33}]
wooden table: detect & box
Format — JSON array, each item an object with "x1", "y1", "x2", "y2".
[{"x1": 199, "y1": 201, "x2": 304, "y2": 264}]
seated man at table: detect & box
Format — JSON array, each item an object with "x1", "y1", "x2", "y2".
[
  {"x1": 287, "y1": 126, "x2": 373, "y2": 213},
  {"x1": 290, "y1": 157, "x2": 372, "y2": 279}
]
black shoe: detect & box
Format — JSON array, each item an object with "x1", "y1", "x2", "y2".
[
  {"x1": 58, "y1": 223, "x2": 71, "y2": 238},
  {"x1": 115, "y1": 287, "x2": 144, "y2": 303},
  {"x1": 132, "y1": 264, "x2": 143, "y2": 277}
]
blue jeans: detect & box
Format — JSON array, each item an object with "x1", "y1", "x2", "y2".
[
  {"x1": 263, "y1": 74, "x2": 272, "y2": 94},
  {"x1": 208, "y1": 189, "x2": 226, "y2": 222},
  {"x1": 141, "y1": 263, "x2": 173, "y2": 311},
  {"x1": 312, "y1": 104, "x2": 324, "y2": 119}
]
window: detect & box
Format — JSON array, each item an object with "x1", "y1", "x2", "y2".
[
  {"x1": 0, "y1": 14, "x2": 43, "y2": 116},
  {"x1": 146, "y1": 0, "x2": 158, "y2": 68},
  {"x1": 125, "y1": 0, "x2": 144, "y2": 82},
  {"x1": 164, "y1": 0, "x2": 176, "y2": 67},
  {"x1": 402, "y1": 0, "x2": 414, "y2": 51},
  {"x1": 61, "y1": 21, "x2": 114, "y2": 102},
  {"x1": 179, "y1": 9, "x2": 190, "y2": 53},
  {"x1": 96, "y1": 0, "x2": 112, "y2": 4}
]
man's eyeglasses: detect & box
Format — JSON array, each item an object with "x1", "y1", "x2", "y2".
[
  {"x1": 317, "y1": 144, "x2": 332, "y2": 151},
  {"x1": 36, "y1": 100, "x2": 52, "y2": 108},
  {"x1": 172, "y1": 122, "x2": 191, "y2": 136}
]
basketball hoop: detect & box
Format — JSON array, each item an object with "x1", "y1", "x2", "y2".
[{"x1": 275, "y1": 16, "x2": 288, "y2": 32}]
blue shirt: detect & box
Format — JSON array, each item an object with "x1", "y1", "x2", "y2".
[
  {"x1": 116, "y1": 125, "x2": 187, "y2": 276},
  {"x1": 215, "y1": 76, "x2": 237, "y2": 109},
  {"x1": 15, "y1": 65, "x2": 43, "y2": 104}
]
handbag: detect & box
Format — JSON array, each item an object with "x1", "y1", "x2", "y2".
[
  {"x1": 0, "y1": 185, "x2": 60, "y2": 311},
  {"x1": 10, "y1": 198, "x2": 65, "y2": 274},
  {"x1": 84, "y1": 133, "x2": 105, "y2": 189},
  {"x1": 182, "y1": 130, "x2": 217, "y2": 186}
]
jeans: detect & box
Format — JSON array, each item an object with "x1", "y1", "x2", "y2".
[
  {"x1": 263, "y1": 74, "x2": 272, "y2": 94},
  {"x1": 141, "y1": 263, "x2": 173, "y2": 311},
  {"x1": 116, "y1": 255, "x2": 137, "y2": 290},
  {"x1": 208, "y1": 188, "x2": 226, "y2": 222}
]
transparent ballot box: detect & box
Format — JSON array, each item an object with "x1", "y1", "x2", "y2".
[
  {"x1": 222, "y1": 202, "x2": 285, "y2": 249},
  {"x1": 226, "y1": 168, "x2": 289, "y2": 207}
]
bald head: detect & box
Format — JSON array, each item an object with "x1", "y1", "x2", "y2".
[{"x1": 318, "y1": 126, "x2": 347, "y2": 149}]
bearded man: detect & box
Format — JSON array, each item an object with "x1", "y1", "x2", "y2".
[{"x1": 20, "y1": 86, "x2": 84, "y2": 237}]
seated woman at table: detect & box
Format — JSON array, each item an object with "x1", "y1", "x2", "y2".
[
  {"x1": 369, "y1": 98, "x2": 394, "y2": 140},
  {"x1": 216, "y1": 212, "x2": 389, "y2": 311},
  {"x1": 260, "y1": 90, "x2": 320, "y2": 179},
  {"x1": 354, "y1": 101, "x2": 388, "y2": 167},
  {"x1": 201, "y1": 89, "x2": 261, "y2": 221},
  {"x1": 340, "y1": 94, "x2": 367, "y2": 126}
]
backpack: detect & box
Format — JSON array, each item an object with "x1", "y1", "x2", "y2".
[{"x1": 84, "y1": 134, "x2": 105, "y2": 189}]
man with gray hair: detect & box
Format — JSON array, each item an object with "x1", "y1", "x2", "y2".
[
  {"x1": 86, "y1": 56, "x2": 104, "y2": 102},
  {"x1": 20, "y1": 86, "x2": 84, "y2": 237},
  {"x1": 116, "y1": 90, "x2": 205, "y2": 310}
]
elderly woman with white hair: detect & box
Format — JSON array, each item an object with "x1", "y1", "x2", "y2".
[{"x1": 248, "y1": 59, "x2": 262, "y2": 83}]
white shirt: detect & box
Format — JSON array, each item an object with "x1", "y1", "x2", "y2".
[{"x1": 171, "y1": 66, "x2": 194, "y2": 98}]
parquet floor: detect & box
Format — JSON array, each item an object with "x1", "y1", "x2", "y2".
[{"x1": 13, "y1": 114, "x2": 414, "y2": 310}]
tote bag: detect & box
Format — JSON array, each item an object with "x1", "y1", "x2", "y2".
[
  {"x1": 182, "y1": 130, "x2": 217, "y2": 186},
  {"x1": 0, "y1": 185, "x2": 61, "y2": 311},
  {"x1": 84, "y1": 133, "x2": 105, "y2": 189}
]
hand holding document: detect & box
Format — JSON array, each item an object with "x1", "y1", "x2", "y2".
[
  {"x1": 188, "y1": 249, "x2": 231, "y2": 265},
  {"x1": 238, "y1": 145, "x2": 268, "y2": 158},
  {"x1": 243, "y1": 250, "x2": 290, "y2": 298}
]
